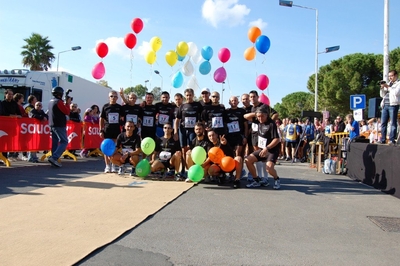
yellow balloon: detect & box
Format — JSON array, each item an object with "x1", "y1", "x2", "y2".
[
  {"x1": 145, "y1": 50, "x2": 156, "y2": 65},
  {"x1": 165, "y1": 50, "x2": 178, "y2": 67},
  {"x1": 150, "y1": 36, "x2": 162, "y2": 52},
  {"x1": 176, "y1": 41, "x2": 189, "y2": 57}
]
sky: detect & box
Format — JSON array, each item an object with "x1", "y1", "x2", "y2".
[{"x1": 1, "y1": 0, "x2": 399, "y2": 108}]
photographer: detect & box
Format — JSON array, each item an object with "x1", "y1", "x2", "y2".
[
  {"x1": 378, "y1": 70, "x2": 400, "y2": 145},
  {"x1": 47, "y1": 86, "x2": 71, "y2": 167}
]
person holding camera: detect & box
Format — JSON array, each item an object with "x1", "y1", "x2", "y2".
[
  {"x1": 47, "y1": 86, "x2": 71, "y2": 167},
  {"x1": 379, "y1": 70, "x2": 400, "y2": 145}
]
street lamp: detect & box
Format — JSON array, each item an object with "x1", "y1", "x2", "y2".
[
  {"x1": 279, "y1": 0, "x2": 318, "y2": 111},
  {"x1": 144, "y1": 80, "x2": 149, "y2": 91},
  {"x1": 56, "y1": 46, "x2": 81, "y2": 72},
  {"x1": 154, "y1": 70, "x2": 164, "y2": 92}
]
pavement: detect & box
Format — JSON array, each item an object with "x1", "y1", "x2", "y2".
[{"x1": 1, "y1": 156, "x2": 400, "y2": 266}]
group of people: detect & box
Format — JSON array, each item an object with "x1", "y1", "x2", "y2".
[{"x1": 98, "y1": 88, "x2": 281, "y2": 189}]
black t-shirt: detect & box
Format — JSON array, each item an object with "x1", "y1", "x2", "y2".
[
  {"x1": 225, "y1": 108, "x2": 246, "y2": 136},
  {"x1": 121, "y1": 104, "x2": 143, "y2": 126},
  {"x1": 116, "y1": 132, "x2": 141, "y2": 152},
  {"x1": 199, "y1": 99, "x2": 212, "y2": 106},
  {"x1": 1, "y1": 100, "x2": 21, "y2": 116},
  {"x1": 100, "y1": 103, "x2": 123, "y2": 131},
  {"x1": 141, "y1": 104, "x2": 158, "y2": 130},
  {"x1": 207, "y1": 142, "x2": 235, "y2": 158},
  {"x1": 190, "y1": 137, "x2": 212, "y2": 150},
  {"x1": 155, "y1": 136, "x2": 180, "y2": 162},
  {"x1": 155, "y1": 102, "x2": 175, "y2": 126},
  {"x1": 201, "y1": 104, "x2": 227, "y2": 135},
  {"x1": 253, "y1": 117, "x2": 280, "y2": 152},
  {"x1": 177, "y1": 102, "x2": 203, "y2": 129}
]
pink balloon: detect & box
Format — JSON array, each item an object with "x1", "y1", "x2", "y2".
[
  {"x1": 218, "y1": 48, "x2": 231, "y2": 63},
  {"x1": 256, "y1": 74, "x2": 269, "y2": 90},
  {"x1": 92, "y1": 62, "x2": 105, "y2": 79},
  {"x1": 259, "y1": 93, "x2": 270, "y2": 106},
  {"x1": 213, "y1": 66, "x2": 227, "y2": 83}
]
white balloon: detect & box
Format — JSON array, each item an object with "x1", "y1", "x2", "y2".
[
  {"x1": 187, "y1": 75, "x2": 200, "y2": 91},
  {"x1": 192, "y1": 49, "x2": 203, "y2": 64},
  {"x1": 187, "y1": 42, "x2": 198, "y2": 57},
  {"x1": 182, "y1": 60, "x2": 194, "y2": 76}
]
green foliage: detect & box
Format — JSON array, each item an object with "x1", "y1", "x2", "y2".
[
  {"x1": 21, "y1": 33, "x2": 55, "y2": 71},
  {"x1": 151, "y1": 86, "x2": 162, "y2": 102},
  {"x1": 273, "y1": 91, "x2": 314, "y2": 119},
  {"x1": 124, "y1": 85, "x2": 146, "y2": 98}
]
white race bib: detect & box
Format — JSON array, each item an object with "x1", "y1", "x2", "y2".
[
  {"x1": 211, "y1": 116, "x2": 224, "y2": 128},
  {"x1": 258, "y1": 136, "x2": 267, "y2": 149},
  {"x1": 158, "y1": 114, "x2": 169, "y2": 124},
  {"x1": 126, "y1": 114, "x2": 137, "y2": 124},
  {"x1": 227, "y1": 121, "x2": 240, "y2": 133},
  {"x1": 143, "y1": 116, "x2": 154, "y2": 127},
  {"x1": 252, "y1": 123, "x2": 258, "y2": 132},
  {"x1": 159, "y1": 151, "x2": 172, "y2": 160},
  {"x1": 108, "y1": 112, "x2": 119, "y2": 124},
  {"x1": 184, "y1": 117, "x2": 196, "y2": 128}
]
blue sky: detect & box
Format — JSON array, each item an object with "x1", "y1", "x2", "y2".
[{"x1": 1, "y1": 0, "x2": 399, "y2": 108}]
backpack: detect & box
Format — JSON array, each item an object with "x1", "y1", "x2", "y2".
[{"x1": 322, "y1": 158, "x2": 337, "y2": 175}]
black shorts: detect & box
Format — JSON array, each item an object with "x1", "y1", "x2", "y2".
[
  {"x1": 285, "y1": 141, "x2": 297, "y2": 148},
  {"x1": 252, "y1": 148, "x2": 279, "y2": 164},
  {"x1": 161, "y1": 160, "x2": 171, "y2": 169},
  {"x1": 226, "y1": 134, "x2": 243, "y2": 148},
  {"x1": 104, "y1": 127, "x2": 121, "y2": 139}
]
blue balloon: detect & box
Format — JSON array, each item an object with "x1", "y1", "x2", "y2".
[
  {"x1": 177, "y1": 53, "x2": 185, "y2": 62},
  {"x1": 156, "y1": 126, "x2": 163, "y2": 138},
  {"x1": 201, "y1": 46, "x2": 213, "y2": 60},
  {"x1": 199, "y1": 61, "x2": 211, "y2": 75},
  {"x1": 100, "y1": 138, "x2": 116, "y2": 156},
  {"x1": 255, "y1": 35, "x2": 271, "y2": 54},
  {"x1": 172, "y1": 71, "x2": 184, "y2": 88}
]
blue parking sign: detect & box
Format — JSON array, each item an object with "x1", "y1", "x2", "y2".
[{"x1": 350, "y1": 95, "x2": 366, "y2": 110}]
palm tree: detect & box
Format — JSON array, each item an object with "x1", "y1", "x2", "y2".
[{"x1": 21, "y1": 33, "x2": 55, "y2": 71}]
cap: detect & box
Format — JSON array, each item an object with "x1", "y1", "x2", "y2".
[
  {"x1": 201, "y1": 87, "x2": 210, "y2": 94},
  {"x1": 85, "y1": 108, "x2": 92, "y2": 113}
]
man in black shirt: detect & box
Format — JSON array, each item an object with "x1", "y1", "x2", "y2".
[{"x1": 155, "y1": 91, "x2": 175, "y2": 136}]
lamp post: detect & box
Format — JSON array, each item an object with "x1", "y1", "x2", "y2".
[
  {"x1": 154, "y1": 70, "x2": 164, "y2": 92},
  {"x1": 222, "y1": 81, "x2": 225, "y2": 103},
  {"x1": 144, "y1": 80, "x2": 149, "y2": 92},
  {"x1": 56, "y1": 46, "x2": 81, "y2": 72}
]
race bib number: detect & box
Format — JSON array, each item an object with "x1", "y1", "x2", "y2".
[
  {"x1": 158, "y1": 114, "x2": 169, "y2": 124},
  {"x1": 227, "y1": 121, "x2": 240, "y2": 133},
  {"x1": 252, "y1": 123, "x2": 258, "y2": 131},
  {"x1": 184, "y1": 117, "x2": 196, "y2": 128},
  {"x1": 108, "y1": 112, "x2": 119, "y2": 124},
  {"x1": 159, "y1": 151, "x2": 172, "y2": 160},
  {"x1": 211, "y1": 116, "x2": 224, "y2": 128},
  {"x1": 126, "y1": 114, "x2": 138, "y2": 124},
  {"x1": 258, "y1": 136, "x2": 267, "y2": 149},
  {"x1": 143, "y1": 116, "x2": 154, "y2": 127}
]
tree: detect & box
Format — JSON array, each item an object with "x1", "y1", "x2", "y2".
[
  {"x1": 151, "y1": 87, "x2": 162, "y2": 102},
  {"x1": 21, "y1": 33, "x2": 55, "y2": 71},
  {"x1": 273, "y1": 92, "x2": 314, "y2": 119},
  {"x1": 97, "y1": 80, "x2": 112, "y2": 89},
  {"x1": 123, "y1": 85, "x2": 146, "y2": 99}
]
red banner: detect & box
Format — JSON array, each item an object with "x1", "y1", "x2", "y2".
[
  {"x1": 0, "y1": 117, "x2": 85, "y2": 152},
  {"x1": 83, "y1": 122, "x2": 102, "y2": 149}
]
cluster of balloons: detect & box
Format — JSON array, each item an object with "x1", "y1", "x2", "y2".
[
  {"x1": 199, "y1": 46, "x2": 213, "y2": 75},
  {"x1": 124, "y1": 18, "x2": 143, "y2": 50},
  {"x1": 135, "y1": 137, "x2": 156, "y2": 178},
  {"x1": 208, "y1": 147, "x2": 236, "y2": 173},
  {"x1": 188, "y1": 146, "x2": 206, "y2": 182},
  {"x1": 213, "y1": 47, "x2": 230, "y2": 83},
  {"x1": 145, "y1": 36, "x2": 162, "y2": 65},
  {"x1": 244, "y1": 26, "x2": 271, "y2": 61}
]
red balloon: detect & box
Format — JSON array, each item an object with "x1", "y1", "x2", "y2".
[
  {"x1": 218, "y1": 47, "x2": 231, "y2": 63},
  {"x1": 92, "y1": 62, "x2": 105, "y2": 80},
  {"x1": 124, "y1": 33, "x2": 137, "y2": 49},
  {"x1": 259, "y1": 93, "x2": 270, "y2": 106},
  {"x1": 96, "y1": 42, "x2": 108, "y2": 58},
  {"x1": 256, "y1": 74, "x2": 269, "y2": 90},
  {"x1": 131, "y1": 18, "x2": 144, "y2": 34}
]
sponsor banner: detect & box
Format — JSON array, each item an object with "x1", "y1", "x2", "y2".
[
  {"x1": 83, "y1": 122, "x2": 102, "y2": 149},
  {"x1": 0, "y1": 117, "x2": 84, "y2": 152}
]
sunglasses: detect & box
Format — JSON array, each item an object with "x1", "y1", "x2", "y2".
[
  {"x1": 211, "y1": 95, "x2": 219, "y2": 98},
  {"x1": 163, "y1": 127, "x2": 172, "y2": 129},
  {"x1": 109, "y1": 95, "x2": 118, "y2": 98},
  {"x1": 201, "y1": 92, "x2": 209, "y2": 95}
]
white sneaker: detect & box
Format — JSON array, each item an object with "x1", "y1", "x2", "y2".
[
  {"x1": 259, "y1": 177, "x2": 269, "y2": 187},
  {"x1": 246, "y1": 180, "x2": 261, "y2": 188},
  {"x1": 118, "y1": 165, "x2": 126, "y2": 175},
  {"x1": 185, "y1": 178, "x2": 192, "y2": 183},
  {"x1": 104, "y1": 166, "x2": 111, "y2": 173},
  {"x1": 111, "y1": 164, "x2": 118, "y2": 173},
  {"x1": 273, "y1": 179, "x2": 281, "y2": 190},
  {"x1": 22, "y1": 156, "x2": 29, "y2": 161}
]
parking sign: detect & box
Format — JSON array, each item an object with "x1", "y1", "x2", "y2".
[{"x1": 350, "y1": 95, "x2": 366, "y2": 110}]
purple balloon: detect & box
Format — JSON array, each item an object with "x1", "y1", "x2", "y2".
[{"x1": 213, "y1": 66, "x2": 226, "y2": 83}]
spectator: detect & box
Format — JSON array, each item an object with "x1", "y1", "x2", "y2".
[
  {"x1": 91, "y1": 104, "x2": 100, "y2": 124},
  {"x1": 2, "y1": 89, "x2": 21, "y2": 161},
  {"x1": 80, "y1": 108, "x2": 94, "y2": 158},
  {"x1": 28, "y1": 101, "x2": 48, "y2": 162},
  {"x1": 346, "y1": 114, "x2": 360, "y2": 140},
  {"x1": 69, "y1": 103, "x2": 81, "y2": 122},
  {"x1": 24, "y1": 95, "x2": 37, "y2": 114}
]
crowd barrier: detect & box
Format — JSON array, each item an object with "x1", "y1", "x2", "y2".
[{"x1": 0, "y1": 117, "x2": 103, "y2": 167}]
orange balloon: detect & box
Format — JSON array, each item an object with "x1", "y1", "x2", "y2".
[
  {"x1": 208, "y1": 164, "x2": 221, "y2": 176},
  {"x1": 208, "y1": 147, "x2": 225, "y2": 164},
  {"x1": 248, "y1": 27, "x2": 261, "y2": 43},
  {"x1": 244, "y1": 46, "x2": 256, "y2": 61},
  {"x1": 220, "y1": 156, "x2": 236, "y2": 172}
]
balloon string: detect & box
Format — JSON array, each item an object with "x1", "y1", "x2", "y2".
[{"x1": 130, "y1": 50, "x2": 134, "y2": 86}]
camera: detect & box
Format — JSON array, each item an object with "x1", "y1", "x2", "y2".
[
  {"x1": 379, "y1": 80, "x2": 386, "y2": 85},
  {"x1": 65, "y1": 89, "x2": 73, "y2": 101}
]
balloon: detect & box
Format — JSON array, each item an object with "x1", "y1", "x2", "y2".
[
  {"x1": 220, "y1": 156, "x2": 236, "y2": 172},
  {"x1": 136, "y1": 159, "x2": 151, "y2": 177},
  {"x1": 259, "y1": 93, "x2": 270, "y2": 106},
  {"x1": 255, "y1": 35, "x2": 271, "y2": 54},
  {"x1": 187, "y1": 42, "x2": 198, "y2": 57},
  {"x1": 165, "y1": 50, "x2": 178, "y2": 67},
  {"x1": 192, "y1": 49, "x2": 203, "y2": 64},
  {"x1": 182, "y1": 60, "x2": 194, "y2": 76},
  {"x1": 141, "y1": 137, "x2": 156, "y2": 155},
  {"x1": 201, "y1": 46, "x2": 213, "y2": 60},
  {"x1": 248, "y1": 26, "x2": 261, "y2": 43},
  {"x1": 199, "y1": 61, "x2": 211, "y2": 75},
  {"x1": 172, "y1": 71, "x2": 184, "y2": 88},
  {"x1": 131, "y1": 18, "x2": 144, "y2": 34},
  {"x1": 186, "y1": 76, "x2": 200, "y2": 91},
  {"x1": 177, "y1": 53, "x2": 185, "y2": 62},
  {"x1": 124, "y1": 33, "x2": 137, "y2": 49},
  {"x1": 150, "y1": 36, "x2": 162, "y2": 52},
  {"x1": 191, "y1": 146, "x2": 207, "y2": 165},
  {"x1": 145, "y1": 50, "x2": 156, "y2": 65},
  {"x1": 100, "y1": 138, "x2": 115, "y2": 156},
  {"x1": 176, "y1": 41, "x2": 189, "y2": 57},
  {"x1": 208, "y1": 164, "x2": 221, "y2": 176},
  {"x1": 218, "y1": 48, "x2": 231, "y2": 63},
  {"x1": 244, "y1": 46, "x2": 256, "y2": 61},
  {"x1": 213, "y1": 66, "x2": 227, "y2": 83},
  {"x1": 208, "y1": 147, "x2": 225, "y2": 164},
  {"x1": 92, "y1": 62, "x2": 106, "y2": 80},
  {"x1": 256, "y1": 74, "x2": 270, "y2": 91},
  {"x1": 188, "y1": 164, "x2": 204, "y2": 182},
  {"x1": 156, "y1": 127, "x2": 163, "y2": 138},
  {"x1": 96, "y1": 42, "x2": 108, "y2": 58}
]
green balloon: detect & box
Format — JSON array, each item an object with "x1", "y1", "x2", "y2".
[
  {"x1": 188, "y1": 164, "x2": 204, "y2": 182},
  {"x1": 191, "y1": 146, "x2": 206, "y2": 165},
  {"x1": 141, "y1": 137, "x2": 156, "y2": 155},
  {"x1": 136, "y1": 159, "x2": 151, "y2": 177}
]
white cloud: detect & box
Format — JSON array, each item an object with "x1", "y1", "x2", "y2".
[
  {"x1": 93, "y1": 37, "x2": 151, "y2": 60},
  {"x1": 249, "y1": 19, "x2": 268, "y2": 31},
  {"x1": 202, "y1": 0, "x2": 250, "y2": 28}
]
